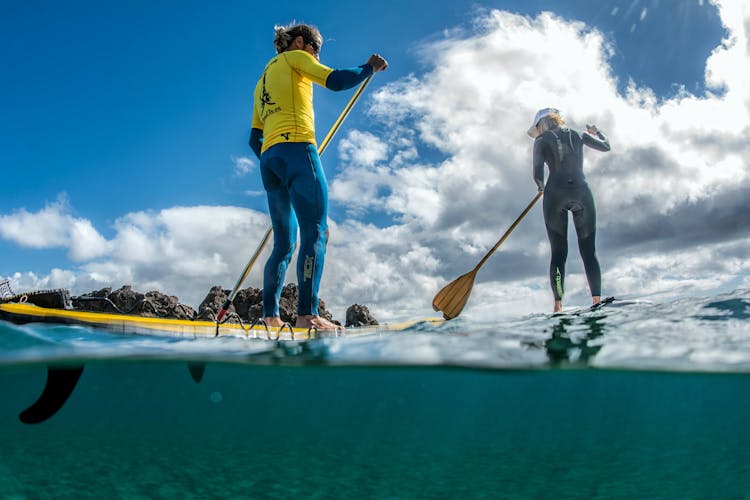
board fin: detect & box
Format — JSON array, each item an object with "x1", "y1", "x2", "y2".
[
  {"x1": 19, "y1": 365, "x2": 84, "y2": 424},
  {"x1": 187, "y1": 362, "x2": 206, "y2": 383}
]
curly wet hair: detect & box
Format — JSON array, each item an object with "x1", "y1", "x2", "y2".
[{"x1": 273, "y1": 23, "x2": 323, "y2": 54}]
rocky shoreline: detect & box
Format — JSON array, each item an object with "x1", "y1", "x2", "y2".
[{"x1": 4, "y1": 284, "x2": 380, "y2": 328}]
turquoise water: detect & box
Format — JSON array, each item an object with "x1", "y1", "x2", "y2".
[{"x1": 2, "y1": 290, "x2": 750, "y2": 498}]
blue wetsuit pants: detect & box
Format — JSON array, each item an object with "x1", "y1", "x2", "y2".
[
  {"x1": 260, "y1": 142, "x2": 328, "y2": 317},
  {"x1": 543, "y1": 184, "x2": 602, "y2": 301}
]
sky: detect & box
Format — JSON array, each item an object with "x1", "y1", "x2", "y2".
[{"x1": 1, "y1": 0, "x2": 748, "y2": 322}]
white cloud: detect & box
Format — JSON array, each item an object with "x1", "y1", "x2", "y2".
[
  {"x1": 331, "y1": 2, "x2": 750, "y2": 317},
  {"x1": 338, "y1": 130, "x2": 388, "y2": 167},
  {"x1": 0, "y1": 197, "x2": 109, "y2": 262},
  {"x1": 232, "y1": 155, "x2": 255, "y2": 176},
  {"x1": 102, "y1": 205, "x2": 271, "y2": 304},
  {"x1": 69, "y1": 219, "x2": 110, "y2": 261},
  {"x1": 6, "y1": 269, "x2": 79, "y2": 294},
  {"x1": 0, "y1": 200, "x2": 71, "y2": 248},
  {"x1": 2, "y1": 204, "x2": 272, "y2": 309}
]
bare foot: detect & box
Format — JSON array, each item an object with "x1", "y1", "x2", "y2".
[
  {"x1": 592, "y1": 296, "x2": 601, "y2": 306},
  {"x1": 295, "y1": 314, "x2": 344, "y2": 332},
  {"x1": 263, "y1": 316, "x2": 285, "y2": 328},
  {"x1": 553, "y1": 300, "x2": 563, "y2": 313}
]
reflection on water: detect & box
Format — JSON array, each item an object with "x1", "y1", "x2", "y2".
[
  {"x1": 698, "y1": 298, "x2": 750, "y2": 320},
  {"x1": 520, "y1": 311, "x2": 609, "y2": 367},
  {"x1": 545, "y1": 314, "x2": 606, "y2": 365},
  {"x1": 2, "y1": 290, "x2": 750, "y2": 373}
]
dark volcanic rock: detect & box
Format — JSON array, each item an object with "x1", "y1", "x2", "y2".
[
  {"x1": 108, "y1": 285, "x2": 144, "y2": 313},
  {"x1": 234, "y1": 287, "x2": 263, "y2": 320},
  {"x1": 73, "y1": 285, "x2": 196, "y2": 319},
  {"x1": 72, "y1": 287, "x2": 112, "y2": 312},
  {"x1": 198, "y1": 286, "x2": 230, "y2": 320},
  {"x1": 198, "y1": 283, "x2": 339, "y2": 325},
  {"x1": 65, "y1": 283, "x2": 371, "y2": 326},
  {"x1": 143, "y1": 290, "x2": 195, "y2": 320},
  {"x1": 278, "y1": 283, "x2": 299, "y2": 323},
  {"x1": 345, "y1": 304, "x2": 379, "y2": 327},
  {"x1": 1, "y1": 288, "x2": 72, "y2": 309}
]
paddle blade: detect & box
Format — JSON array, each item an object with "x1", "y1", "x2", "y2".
[
  {"x1": 432, "y1": 270, "x2": 477, "y2": 320},
  {"x1": 20, "y1": 365, "x2": 84, "y2": 424}
]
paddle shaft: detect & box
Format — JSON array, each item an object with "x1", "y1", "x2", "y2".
[
  {"x1": 473, "y1": 191, "x2": 543, "y2": 272},
  {"x1": 318, "y1": 74, "x2": 373, "y2": 153},
  {"x1": 217, "y1": 75, "x2": 375, "y2": 321}
]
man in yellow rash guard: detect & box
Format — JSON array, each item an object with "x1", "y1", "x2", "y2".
[
  {"x1": 248, "y1": 23, "x2": 387, "y2": 331},
  {"x1": 253, "y1": 50, "x2": 329, "y2": 152}
]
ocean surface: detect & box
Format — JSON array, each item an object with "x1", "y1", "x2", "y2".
[{"x1": 1, "y1": 289, "x2": 750, "y2": 499}]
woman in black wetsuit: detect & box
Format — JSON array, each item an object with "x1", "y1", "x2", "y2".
[{"x1": 527, "y1": 108, "x2": 611, "y2": 313}]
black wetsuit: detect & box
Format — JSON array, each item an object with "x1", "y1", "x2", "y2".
[{"x1": 533, "y1": 127, "x2": 610, "y2": 301}]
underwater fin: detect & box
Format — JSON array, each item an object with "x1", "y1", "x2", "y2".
[
  {"x1": 19, "y1": 365, "x2": 84, "y2": 424},
  {"x1": 187, "y1": 362, "x2": 206, "y2": 383}
]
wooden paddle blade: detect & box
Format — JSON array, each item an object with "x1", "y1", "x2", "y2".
[{"x1": 432, "y1": 270, "x2": 477, "y2": 320}]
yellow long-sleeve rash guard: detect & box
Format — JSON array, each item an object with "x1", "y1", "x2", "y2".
[{"x1": 251, "y1": 50, "x2": 334, "y2": 154}]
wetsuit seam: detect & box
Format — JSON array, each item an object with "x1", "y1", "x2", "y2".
[
  {"x1": 301, "y1": 146, "x2": 320, "y2": 316},
  {"x1": 283, "y1": 53, "x2": 300, "y2": 144}
]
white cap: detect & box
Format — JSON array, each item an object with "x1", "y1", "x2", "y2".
[{"x1": 527, "y1": 107, "x2": 560, "y2": 138}]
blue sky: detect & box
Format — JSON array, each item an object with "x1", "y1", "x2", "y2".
[{"x1": 2, "y1": 0, "x2": 747, "y2": 320}]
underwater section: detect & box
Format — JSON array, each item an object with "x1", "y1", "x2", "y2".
[{"x1": 1, "y1": 361, "x2": 750, "y2": 498}]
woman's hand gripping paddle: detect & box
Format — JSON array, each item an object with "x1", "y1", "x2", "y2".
[
  {"x1": 432, "y1": 191, "x2": 543, "y2": 320},
  {"x1": 216, "y1": 75, "x2": 375, "y2": 324}
]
